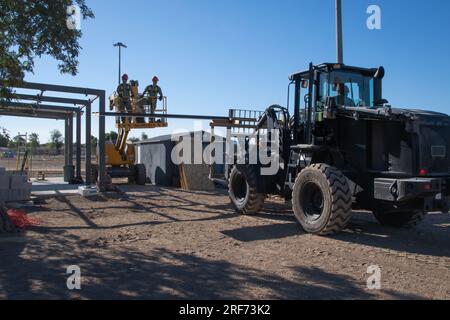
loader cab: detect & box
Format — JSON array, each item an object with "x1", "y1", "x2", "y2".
[
  {"x1": 289, "y1": 63, "x2": 385, "y2": 144},
  {"x1": 318, "y1": 70, "x2": 376, "y2": 107}
]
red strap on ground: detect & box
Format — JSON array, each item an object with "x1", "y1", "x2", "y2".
[{"x1": 7, "y1": 209, "x2": 41, "y2": 229}]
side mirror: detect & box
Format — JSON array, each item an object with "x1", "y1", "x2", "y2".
[
  {"x1": 301, "y1": 80, "x2": 309, "y2": 89},
  {"x1": 374, "y1": 66, "x2": 385, "y2": 80}
]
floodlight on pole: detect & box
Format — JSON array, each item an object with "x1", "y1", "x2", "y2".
[{"x1": 113, "y1": 42, "x2": 128, "y2": 85}]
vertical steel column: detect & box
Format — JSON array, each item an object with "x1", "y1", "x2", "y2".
[
  {"x1": 68, "y1": 115, "x2": 74, "y2": 166},
  {"x1": 64, "y1": 118, "x2": 70, "y2": 166},
  {"x1": 85, "y1": 101, "x2": 92, "y2": 185},
  {"x1": 76, "y1": 110, "x2": 82, "y2": 180},
  {"x1": 98, "y1": 92, "x2": 106, "y2": 191}
]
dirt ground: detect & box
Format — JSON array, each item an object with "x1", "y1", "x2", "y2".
[{"x1": 0, "y1": 184, "x2": 449, "y2": 300}]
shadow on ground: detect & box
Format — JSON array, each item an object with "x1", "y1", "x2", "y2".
[
  {"x1": 223, "y1": 207, "x2": 450, "y2": 259},
  {"x1": 29, "y1": 187, "x2": 450, "y2": 260},
  {"x1": 0, "y1": 186, "x2": 446, "y2": 299},
  {"x1": 0, "y1": 230, "x2": 421, "y2": 299}
]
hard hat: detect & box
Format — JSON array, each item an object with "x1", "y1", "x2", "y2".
[
  {"x1": 152, "y1": 76, "x2": 159, "y2": 82},
  {"x1": 122, "y1": 74, "x2": 129, "y2": 80}
]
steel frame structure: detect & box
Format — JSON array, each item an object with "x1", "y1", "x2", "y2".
[
  {"x1": 1, "y1": 82, "x2": 106, "y2": 189},
  {"x1": 2, "y1": 82, "x2": 262, "y2": 192}
]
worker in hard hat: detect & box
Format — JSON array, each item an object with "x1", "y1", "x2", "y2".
[
  {"x1": 115, "y1": 74, "x2": 132, "y2": 123},
  {"x1": 143, "y1": 76, "x2": 164, "y2": 122},
  {"x1": 336, "y1": 83, "x2": 355, "y2": 106}
]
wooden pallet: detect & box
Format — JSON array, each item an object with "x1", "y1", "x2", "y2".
[{"x1": 179, "y1": 164, "x2": 215, "y2": 191}]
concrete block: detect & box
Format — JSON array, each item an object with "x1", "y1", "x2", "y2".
[
  {"x1": 0, "y1": 175, "x2": 10, "y2": 190},
  {"x1": 8, "y1": 189, "x2": 31, "y2": 202},
  {"x1": 78, "y1": 186, "x2": 98, "y2": 197},
  {"x1": 10, "y1": 175, "x2": 28, "y2": 188},
  {"x1": 23, "y1": 182, "x2": 32, "y2": 191},
  {"x1": 0, "y1": 190, "x2": 9, "y2": 201}
]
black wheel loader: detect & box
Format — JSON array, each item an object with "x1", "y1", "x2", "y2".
[{"x1": 227, "y1": 62, "x2": 450, "y2": 235}]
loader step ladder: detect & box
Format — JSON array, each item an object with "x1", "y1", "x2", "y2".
[{"x1": 285, "y1": 150, "x2": 301, "y2": 189}]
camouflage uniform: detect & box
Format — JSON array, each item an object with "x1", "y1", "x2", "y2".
[
  {"x1": 117, "y1": 82, "x2": 132, "y2": 111},
  {"x1": 116, "y1": 82, "x2": 132, "y2": 123},
  {"x1": 143, "y1": 84, "x2": 163, "y2": 115}
]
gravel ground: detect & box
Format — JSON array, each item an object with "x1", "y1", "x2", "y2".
[{"x1": 0, "y1": 184, "x2": 449, "y2": 300}]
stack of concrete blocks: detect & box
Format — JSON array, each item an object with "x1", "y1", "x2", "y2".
[{"x1": 0, "y1": 168, "x2": 32, "y2": 202}]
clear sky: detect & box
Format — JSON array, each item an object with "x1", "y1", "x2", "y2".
[{"x1": 2, "y1": 0, "x2": 450, "y2": 142}]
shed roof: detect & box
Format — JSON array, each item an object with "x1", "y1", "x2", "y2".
[{"x1": 135, "y1": 131, "x2": 225, "y2": 145}]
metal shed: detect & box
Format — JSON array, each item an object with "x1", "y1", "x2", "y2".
[{"x1": 135, "y1": 131, "x2": 226, "y2": 187}]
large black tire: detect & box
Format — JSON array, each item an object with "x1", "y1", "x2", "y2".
[
  {"x1": 373, "y1": 210, "x2": 427, "y2": 228},
  {"x1": 292, "y1": 163, "x2": 352, "y2": 235},
  {"x1": 229, "y1": 166, "x2": 266, "y2": 214},
  {"x1": 135, "y1": 164, "x2": 147, "y2": 186},
  {"x1": 128, "y1": 165, "x2": 136, "y2": 184}
]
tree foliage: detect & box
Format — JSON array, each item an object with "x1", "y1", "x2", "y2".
[
  {"x1": 0, "y1": 133, "x2": 9, "y2": 148},
  {"x1": 0, "y1": 127, "x2": 10, "y2": 147},
  {"x1": 28, "y1": 132, "x2": 40, "y2": 153},
  {"x1": 105, "y1": 131, "x2": 118, "y2": 142},
  {"x1": 90, "y1": 135, "x2": 98, "y2": 151},
  {"x1": 8, "y1": 134, "x2": 26, "y2": 148},
  {"x1": 0, "y1": 0, "x2": 94, "y2": 99},
  {"x1": 49, "y1": 129, "x2": 63, "y2": 152}
]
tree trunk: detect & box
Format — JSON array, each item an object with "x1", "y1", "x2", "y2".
[{"x1": 0, "y1": 201, "x2": 16, "y2": 233}]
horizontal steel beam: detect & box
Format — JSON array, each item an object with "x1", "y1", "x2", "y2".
[
  {"x1": 4, "y1": 102, "x2": 82, "y2": 114},
  {"x1": 20, "y1": 82, "x2": 105, "y2": 97},
  {"x1": 0, "y1": 110, "x2": 69, "y2": 120},
  {"x1": 100, "y1": 112, "x2": 258, "y2": 122},
  {"x1": 16, "y1": 94, "x2": 90, "y2": 106}
]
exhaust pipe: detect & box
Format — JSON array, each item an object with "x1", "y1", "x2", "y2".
[{"x1": 336, "y1": 0, "x2": 344, "y2": 64}]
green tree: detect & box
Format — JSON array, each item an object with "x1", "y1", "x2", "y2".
[
  {"x1": 49, "y1": 129, "x2": 64, "y2": 152},
  {"x1": 0, "y1": 0, "x2": 94, "y2": 100},
  {"x1": 0, "y1": 127, "x2": 10, "y2": 147},
  {"x1": 8, "y1": 134, "x2": 25, "y2": 149},
  {"x1": 28, "y1": 133, "x2": 40, "y2": 154},
  {"x1": 90, "y1": 135, "x2": 98, "y2": 152},
  {"x1": 0, "y1": 133, "x2": 9, "y2": 148},
  {"x1": 128, "y1": 137, "x2": 140, "y2": 144},
  {"x1": 105, "y1": 131, "x2": 118, "y2": 142}
]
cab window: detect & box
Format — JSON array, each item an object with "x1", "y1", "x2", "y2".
[{"x1": 319, "y1": 71, "x2": 374, "y2": 107}]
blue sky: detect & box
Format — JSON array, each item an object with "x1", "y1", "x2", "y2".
[{"x1": 3, "y1": 0, "x2": 450, "y2": 142}]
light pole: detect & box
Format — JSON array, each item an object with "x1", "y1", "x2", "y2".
[{"x1": 113, "y1": 42, "x2": 127, "y2": 85}]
